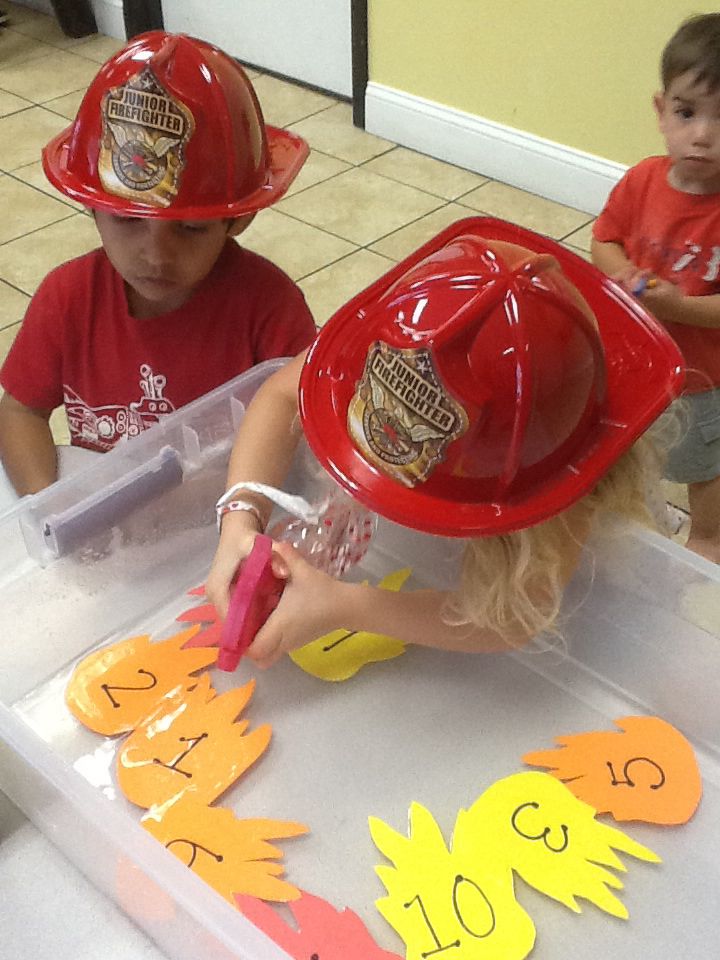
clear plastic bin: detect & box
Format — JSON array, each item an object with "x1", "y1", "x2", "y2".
[{"x1": 1, "y1": 358, "x2": 719, "y2": 960}]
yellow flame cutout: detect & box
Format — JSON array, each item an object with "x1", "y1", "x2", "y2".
[
  {"x1": 117, "y1": 673, "x2": 271, "y2": 808},
  {"x1": 65, "y1": 626, "x2": 217, "y2": 735},
  {"x1": 290, "y1": 568, "x2": 411, "y2": 681},
  {"x1": 142, "y1": 794, "x2": 308, "y2": 903},
  {"x1": 455, "y1": 772, "x2": 661, "y2": 919},
  {"x1": 370, "y1": 802, "x2": 536, "y2": 960}
]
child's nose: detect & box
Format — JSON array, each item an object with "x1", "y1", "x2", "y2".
[
  {"x1": 692, "y1": 117, "x2": 712, "y2": 145},
  {"x1": 142, "y1": 223, "x2": 177, "y2": 267}
]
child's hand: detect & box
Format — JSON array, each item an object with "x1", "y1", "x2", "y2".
[
  {"x1": 611, "y1": 264, "x2": 651, "y2": 295},
  {"x1": 245, "y1": 542, "x2": 349, "y2": 669},
  {"x1": 609, "y1": 267, "x2": 682, "y2": 321},
  {"x1": 637, "y1": 278, "x2": 682, "y2": 322},
  {"x1": 205, "y1": 511, "x2": 263, "y2": 620}
]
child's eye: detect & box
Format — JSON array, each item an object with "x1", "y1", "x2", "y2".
[
  {"x1": 180, "y1": 222, "x2": 209, "y2": 233},
  {"x1": 676, "y1": 106, "x2": 694, "y2": 119}
]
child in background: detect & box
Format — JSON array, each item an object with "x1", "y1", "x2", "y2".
[
  {"x1": 206, "y1": 219, "x2": 684, "y2": 667},
  {"x1": 0, "y1": 31, "x2": 316, "y2": 501},
  {"x1": 591, "y1": 13, "x2": 720, "y2": 563}
]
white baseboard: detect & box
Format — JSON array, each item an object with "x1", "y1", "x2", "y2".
[
  {"x1": 365, "y1": 82, "x2": 626, "y2": 216},
  {"x1": 89, "y1": 0, "x2": 125, "y2": 40}
]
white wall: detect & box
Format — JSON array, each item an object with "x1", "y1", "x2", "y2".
[
  {"x1": 14, "y1": 0, "x2": 350, "y2": 94},
  {"x1": 89, "y1": 0, "x2": 124, "y2": 39},
  {"x1": 162, "y1": 0, "x2": 352, "y2": 96}
]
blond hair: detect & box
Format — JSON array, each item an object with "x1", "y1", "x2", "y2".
[{"x1": 443, "y1": 434, "x2": 664, "y2": 645}]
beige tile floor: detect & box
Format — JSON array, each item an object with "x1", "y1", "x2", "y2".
[{"x1": 0, "y1": 3, "x2": 689, "y2": 526}]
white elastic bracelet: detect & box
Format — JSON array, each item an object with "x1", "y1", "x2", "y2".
[
  {"x1": 216, "y1": 481, "x2": 324, "y2": 524},
  {"x1": 215, "y1": 499, "x2": 264, "y2": 532}
]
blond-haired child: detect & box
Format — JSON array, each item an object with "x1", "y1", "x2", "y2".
[{"x1": 207, "y1": 219, "x2": 683, "y2": 667}]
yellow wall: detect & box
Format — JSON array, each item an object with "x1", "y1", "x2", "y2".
[{"x1": 368, "y1": 1, "x2": 716, "y2": 167}]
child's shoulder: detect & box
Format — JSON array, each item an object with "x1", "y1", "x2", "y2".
[
  {"x1": 215, "y1": 240, "x2": 304, "y2": 301},
  {"x1": 218, "y1": 240, "x2": 293, "y2": 280},
  {"x1": 625, "y1": 155, "x2": 671, "y2": 183},
  {"x1": 37, "y1": 246, "x2": 106, "y2": 294}
]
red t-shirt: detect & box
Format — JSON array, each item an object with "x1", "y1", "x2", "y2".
[
  {"x1": 1, "y1": 241, "x2": 316, "y2": 450},
  {"x1": 593, "y1": 155, "x2": 720, "y2": 393}
]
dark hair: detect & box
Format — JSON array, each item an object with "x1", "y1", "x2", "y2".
[{"x1": 662, "y1": 13, "x2": 720, "y2": 92}]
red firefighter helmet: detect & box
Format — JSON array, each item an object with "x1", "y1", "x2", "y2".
[
  {"x1": 299, "y1": 217, "x2": 685, "y2": 537},
  {"x1": 42, "y1": 31, "x2": 308, "y2": 219}
]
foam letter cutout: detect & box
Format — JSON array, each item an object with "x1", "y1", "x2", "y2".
[
  {"x1": 142, "y1": 795, "x2": 307, "y2": 903},
  {"x1": 455, "y1": 772, "x2": 660, "y2": 919},
  {"x1": 65, "y1": 626, "x2": 217, "y2": 735},
  {"x1": 522, "y1": 715, "x2": 702, "y2": 825},
  {"x1": 235, "y1": 890, "x2": 403, "y2": 959},
  {"x1": 289, "y1": 568, "x2": 411, "y2": 681},
  {"x1": 370, "y1": 803, "x2": 536, "y2": 960},
  {"x1": 177, "y1": 585, "x2": 223, "y2": 649},
  {"x1": 117, "y1": 673, "x2": 271, "y2": 808}
]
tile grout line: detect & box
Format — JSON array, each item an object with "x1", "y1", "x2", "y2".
[
  {"x1": 0, "y1": 208, "x2": 81, "y2": 254},
  {"x1": 3, "y1": 168, "x2": 85, "y2": 215}
]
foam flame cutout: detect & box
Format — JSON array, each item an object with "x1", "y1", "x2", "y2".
[
  {"x1": 522, "y1": 715, "x2": 702, "y2": 825},
  {"x1": 65, "y1": 626, "x2": 217, "y2": 735},
  {"x1": 370, "y1": 802, "x2": 536, "y2": 960},
  {"x1": 117, "y1": 673, "x2": 271, "y2": 808},
  {"x1": 455, "y1": 772, "x2": 661, "y2": 919},
  {"x1": 177, "y1": 585, "x2": 223, "y2": 649},
  {"x1": 289, "y1": 568, "x2": 411, "y2": 680},
  {"x1": 142, "y1": 795, "x2": 307, "y2": 903},
  {"x1": 235, "y1": 890, "x2": 403, "y2": 959}
]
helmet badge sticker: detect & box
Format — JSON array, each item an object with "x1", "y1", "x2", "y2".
[
  {"x1": 99, "y1": 66, "x2": 195, "y2": 207},
  {"x1": 347, "y1": 342, "x2": 469, "y2": 487}
]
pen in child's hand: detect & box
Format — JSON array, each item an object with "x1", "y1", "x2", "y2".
[{"x1": 631, "y1": 276, "x2": 657, "y2": 297}]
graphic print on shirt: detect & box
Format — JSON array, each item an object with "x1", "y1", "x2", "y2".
[
  {"x1": 64, "y1": 363, "x2": 176, "y2": 450},
  {"x1": 634, "y1": 236, "x2": 720, "y2": 288}
]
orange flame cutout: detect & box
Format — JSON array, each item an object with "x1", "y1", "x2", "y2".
[
  {"x1": 117, "y1": 673, "x2": 271, "y2": 808},
  {"x1": 65, "y1": 626, "x2": 217, "y2": 735},
  {"x1": 177, "y1": 585, "x2": 222, "y2": 649},
  {"x1": 142, "y1": 795, "x2": 307, "y2": 903},
  {"x1": 523, "y1": 715, "x2": 702, "y2": 825}
]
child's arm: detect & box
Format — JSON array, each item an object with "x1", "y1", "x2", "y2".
[
  {"x1": 243, "y1": 545, "x2": 522, "y2": 669},
  {"x1": 243, "y1": 505, "x2": 590, "y2": 668},
  {"x1": 591, "y1": 238, "x2": 652, "y2": 292},
  {"x1": 640, "y1": 286, "x2": 720, "y2": 328},
  {"x1": 0, "y1": 393, "x2": 57, "y2": 495},
  {"x1": 591, "y1": 238, "x2": 634, "y2": 279},
  {"x1": 205, "y1": 352, "x2": 308, "y2": 619}
]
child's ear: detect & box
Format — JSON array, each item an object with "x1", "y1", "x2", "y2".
[
  {"x1": 653, "y1": 91, "x2": 666, "y2": 121},
  {"x1": 227, "y1": 213, "x2": 256, "y2": 237}
]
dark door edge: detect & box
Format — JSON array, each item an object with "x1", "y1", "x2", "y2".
[{"x1": 351, "y1": 0, "x2": 368, "y2": 128}]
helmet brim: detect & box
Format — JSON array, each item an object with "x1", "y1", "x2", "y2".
[
  {"x1": 299, "y1": 217, "x2": 685, "y2": 537},
  {"x1": 42, "y1": 124, "x2": 308, "y2": 219}
]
